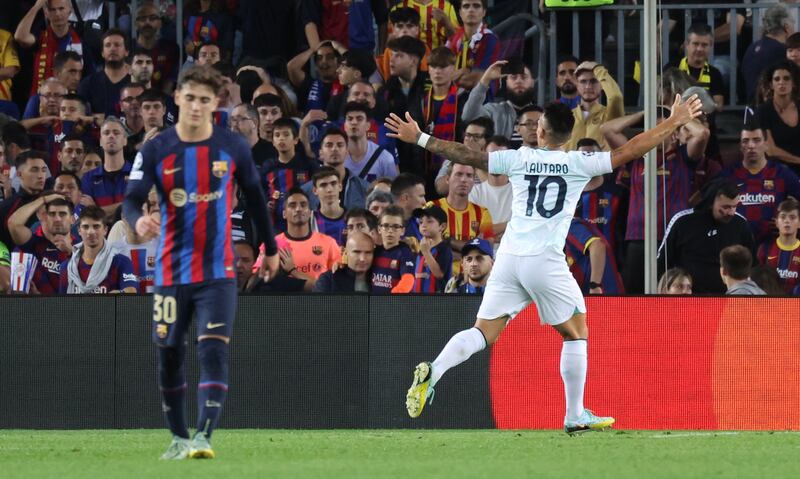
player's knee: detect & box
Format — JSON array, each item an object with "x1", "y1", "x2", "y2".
[{"x1": 158, "y1": 344, "x2": 186, "y2": 371}]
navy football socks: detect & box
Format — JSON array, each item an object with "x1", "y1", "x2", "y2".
[
  {"x1": 195, "y1": 339, "x2": 229, "y2": 438},
  {"x1": 158, "y1": 343, "x2": 189, "y2": 439}
]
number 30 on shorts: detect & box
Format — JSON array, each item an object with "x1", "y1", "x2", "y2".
[{"x1": 153, "y1": 294, "x2": 177, "y2": 324}]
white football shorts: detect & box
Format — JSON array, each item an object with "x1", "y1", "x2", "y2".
[{"x1": 476, "y1": 250, "x2": 586, "y2": 325}]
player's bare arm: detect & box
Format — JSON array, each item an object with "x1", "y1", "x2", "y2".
[
  {"x1": 385, "y1": 112, "x2": 489, "y2": 171},
  {"x1": 610, "y1": 94, "x2": 703, "y2": 169}
]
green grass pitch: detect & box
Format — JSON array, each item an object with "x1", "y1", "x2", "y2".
[{"x1": 1, "y1": 430, "x2": 797, "y2": 478}]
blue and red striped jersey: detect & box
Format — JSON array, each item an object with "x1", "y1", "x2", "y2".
[
  {"x1": 58, "y1": 253, "x2": 138, "y2": 293},
  {"x1": 620, "y1": 146, "x2": 694, "y2": 241},
  {"x1": 717, "y1": 160, "x2": 800, "y2": 243},
  {"x1": 575, "y1": 174, "x2": 628, "y2": 257},
  {"x1": 81, "y1": 162, "x2": 132, "y2": 208},
  {"x1": 412, "y1": 241, "x2": 452, "y2": 293},
  {"x1": 16, "y1": 235, "x2": 72, "y2": 295},
  {"x1": 313, "y1": 210, "x2": 347, "y2": 246},
  {"x1": 371, "y1": 243, "x2": 415, "y2": 294},
  {"x1": 262, "y1": 155, "x2": 318, "y2": 233},
  {"x1": 565, "y1": 218, "x2": 624, "y2": 294},
  {"x1": 757, "y1": 238, "x2": 800, "y2": 294},
  {"x1": 123, "y1": 126, "x2": 276, "y2": 287}
]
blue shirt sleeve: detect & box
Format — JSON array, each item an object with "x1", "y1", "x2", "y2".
[
  {"x1": 123, "y1": 144, "x2": 158, "y2": 231},
  {"x1": 115, "y1": 255, "x2": 139, "y2": 292}
]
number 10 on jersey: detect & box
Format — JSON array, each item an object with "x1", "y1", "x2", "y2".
[{"x1": 525, "y1": 175, "x2": 567, "y2": 218}]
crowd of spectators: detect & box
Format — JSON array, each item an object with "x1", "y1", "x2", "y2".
[{"x1": 0, "y1": 0, "x2": 799, "y2": 297}]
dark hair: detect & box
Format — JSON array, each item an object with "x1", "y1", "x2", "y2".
[
  {"x1": 756, "y1": 59, "x2": 800, "y2": 103},
  {"x1": 686, "y1": 23, "x2": 713, "y2": 38},
  {"x1": 486, "y1": 135, "x2": 511, "y2": 148},
  {"x1": 714, "y1": 178, "x2": 740, "y2": 200},
  {"x1": 15, "y1": 150, "x2": 48, "y2": 168},
  {"x1": 60, "y1": 93, "x2": 84, "y2": 104},
  {"x1": 212, "y1": 61, "x2": 236, "y2": 80},
  {"x1": 312, "y1": 166, "x2": 341, "y2": 186},
  {"x1": 343, "y1": 101, "x2": 372, "y2": 119},
  {"x1": 177, "y1": 65, "x2": 225, "y2": 95},
  {"x1": 391, "y1": 173, "x2": 425, "y2": 197},
  {"x1": 271, "y1": 117, "x2": 298, "y2": 137},
  {"x1": 55, "y1": 171, "x2": 82, "y2": 188},
  {"x1": 380, "y1": 204, "x2": 406, "y2": 221},
  {"x1": 749, "y1": 265, "x2": 785, "y2": 296},
  {"x1": 428, "y1": 47, "x2": 456, "y2": 68},
  {"x1": 465, "y1": 116, "x2": 495, "y2": 139},
  {"x1": 61, "y1": 133, "x2": 85, "y2": 145},
  {"x1": 340, "y1": 49, "x2": 377, "y2": 80},
  {"x1": 778, "y1": 197, "x2": 800, "y2": 215},
  {"x1": 253, "y1": 93, "x2": 283, "y2": 109},
  {"x1": 576, "y1": 137, "x2": 601, "y2": 149},
  {"x1": 517, "y1": 105, "x2": 543, "y2": 117},
  {"x1": 387, "y1": 36, "x2": 426, "y2": 60},
  {"x1": 130, "y1": 47, "x2": 154, "y2": 60},
  {"x1": 233, "y1": 239, "x2": 257, "y2": 259},
  {"x1": 139, "y1": 89, "x2": 166, "y2": 105},
  {"x1": 741, "y1": 120, "x2": 764, "y2": 135},
  {"x1": 314, "y1": 41, "x2": 342, "y2": 61},
  {"x1": 2, "y1": 122, "x2": 31, "y2": 150},
  {"x1": 44, "y1": 196, "x2": 75, "y2": 214},
  {"x1": 345, "y1": 208, "x2": 378, "y2": 230},
  {"x1": 556, "y1": 54, "x2": 580, "y2": 67},
  {"x1": 719, "y1": 245, "x2": 753, "y2": 281},
  {"x1": 389, "y1": 7, "x2": 421, "y2": 25},
  {"x1": 54, "y1": 51, "x2": 83, "y2": 71},
  {"x1": 787, "y1": 32, "x2": 800, "y2": 50},
  {"x1": 284, "y1": 186, "x2": 309, "y2": 205},
  {"x1": 321, "y1": 127, "x2": 347, "y2": 144},
  {"x1": 542, "y1": 101, "x2": 575, "y2": 144},
  {"x1": 78, "y1": 205, "x2": 107, "y2": 224},
  {"x1": 101, "y1": 28, "x2": 128, "y2": 50}
]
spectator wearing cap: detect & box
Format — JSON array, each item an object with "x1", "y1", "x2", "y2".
[
  {"x1": 445, "y1": 237, "x2": 493, "y2": 294},
  {"x1": 743, "y1": 4, "x2": 795, "y2": 103},
  {"x1": 565, "y1": 61, "x2": 624, "y2": 151},
  {"x1": 411, "y1": 203, "x2": 452, "y2": 293},
  {"x1": 81, "y1": 117, "x2": 131, "y2": 216},
  {"x1": 305, "y1": 0, "x2": 389, "y2": 53},
  {"x1": 327, "y1": 50, "x2": 380, "y2": 122},
  {"x1": 313, "y1": 232, "x2": 376, "y2": 293}
]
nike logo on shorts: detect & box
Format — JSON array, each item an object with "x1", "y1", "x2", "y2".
[{"x1": 206, "y1": 322, "x2": 226, "y2": 329}]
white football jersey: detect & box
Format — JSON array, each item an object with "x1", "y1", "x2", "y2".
[{"x1": 488, "y1": 147, "x2": 612, "y2": 256}]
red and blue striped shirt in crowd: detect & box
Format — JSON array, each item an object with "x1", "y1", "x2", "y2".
[
  {"x1": 565, "y1": 218, "x2": 624, "y2": 294},
  {"x1": 262, "y1": 155, "x2": 318, "y2": 233},
  {"x1": 16, "y1": 235, "x2": 73, "y2": 295},
  {"x1": 58, "y1": 253, "x2": 138, "y2": 293},
  {"x1": 575, "y1": 174, "x2": 628, "y2": 259},
  {"x1": 81, "y1": 162, "x2": 133, "y2": 208},
  {"x1": 620, "y1": 146, "x2": 694, "y2": 241},
  {"x1": 371, "y1": 243, "x2": 416, "y2": 294},
  {"x1": 123, "y1": 126, "x2": 277, "y2": 287},
  {"x1": 313, "y1": 210, "x2": 347, "y2": 246},
  {"x1": 717, "y1": 160, "x2": 800, "y2": 244},
  {"x1": 757, "y1": 238, "x2": 800, "y2": 294},
  {"x1": 446, "y1": 23, "x2": 501, "y2": 72},
  {"x1": 412, "y1": 241, "x2": 452, "y2": 293}
]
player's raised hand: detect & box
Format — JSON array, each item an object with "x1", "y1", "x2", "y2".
[
  {"x1": 258, "y1": 252, "x2": 280, "y2": 282},
  {"x1": 669, "y1": 93, "x2": 703, "y2": 126},
  {"x1": 385, "y1": 112, "x2": 423, "y2": 144},
  {"x1": 135, "y1": 215, "x2": 161, "y2": 241}
]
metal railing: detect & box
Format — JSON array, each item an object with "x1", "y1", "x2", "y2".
[{"x1": 539, "y1": 2, "x2": 800, "y2": 110}]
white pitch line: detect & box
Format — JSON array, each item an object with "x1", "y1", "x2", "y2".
[{"x1": 649, "y1": 432, "x2": 740, "y2": 438}]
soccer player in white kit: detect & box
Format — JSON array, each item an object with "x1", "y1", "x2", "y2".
[{"x1": 385, "y1": 93, "x2": 703, "y2": 434}]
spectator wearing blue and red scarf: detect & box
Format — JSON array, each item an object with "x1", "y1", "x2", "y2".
[{"x1": 446, "y1": 0, "x2": 500, "y2": 91}]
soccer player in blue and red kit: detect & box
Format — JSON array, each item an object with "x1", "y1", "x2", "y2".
[
  {"x1": 565, "y1": 217, "x2": 624, "y2": 295},
  {"x1": 123, "y1": 66, "x2": 280, "y2": 460},
  {"x1": 757, "y1": 198, "x2": 800, "y2": 294}
]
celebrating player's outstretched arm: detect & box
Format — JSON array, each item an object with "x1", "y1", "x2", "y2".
[
  {"x1": 385, "y1": 112, "x2": 489, "y2": 171},
  {"x1": 609, "y1": 93, "x2": 704, "y2": 168}
]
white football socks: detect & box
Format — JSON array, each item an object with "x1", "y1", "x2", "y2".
[
  {"x1": 430, "y1": 327, "x2": 487, "y2": 386},
  {"x1": 561, "y1": 339, "x2": 587, "y2": 421}
]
